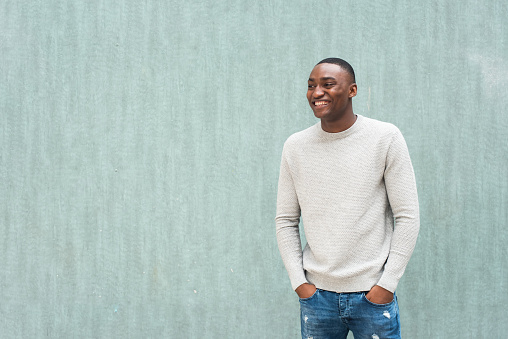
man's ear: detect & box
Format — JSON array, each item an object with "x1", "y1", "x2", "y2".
[{"x1": 349, "y1": 83, "x2": 358, "y2": 98}]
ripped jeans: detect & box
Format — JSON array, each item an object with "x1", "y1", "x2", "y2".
[{"x1": 299, "y1": 289, "x2": 401, "y2": 339}]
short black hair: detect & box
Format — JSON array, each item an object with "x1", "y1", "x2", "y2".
[{"x1": 316, "y1": 58, "x2": 356, "y2": 83}]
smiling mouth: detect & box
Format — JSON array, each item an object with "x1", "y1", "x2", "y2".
[{"x1": 314, "y1": 101, "x2": 330, "y2": 107}]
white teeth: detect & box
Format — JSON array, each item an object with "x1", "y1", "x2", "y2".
[{"x1": 315, "y1": 101, "x2": 328, "y2": 106}]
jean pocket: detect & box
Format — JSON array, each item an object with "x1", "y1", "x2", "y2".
[
  {"x1": 362, "y1": 292, "x2": 395, "y2": 307},
  {"x1": 299, "y1": 288, "x2": 320, "y2": 302}
]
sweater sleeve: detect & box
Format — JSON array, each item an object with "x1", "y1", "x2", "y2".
[
  {"x1": 275, "y1": 145, "x2": 308, "y2": 290},
  {"x1": 376, "y1": 128, "x2": 420, "y2": 292}
]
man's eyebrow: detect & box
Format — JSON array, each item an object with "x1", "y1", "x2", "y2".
[{"x1": 308, "y1": 77, "x2": 336, "y2": 82}]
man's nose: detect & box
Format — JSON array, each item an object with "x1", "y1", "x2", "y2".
[{"x1": 314, "y1": 86, "x2": 324, "y2": 97}]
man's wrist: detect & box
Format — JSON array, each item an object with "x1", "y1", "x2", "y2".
[
  {"x1": 295, "y1": 283, "x2": 316, "y2": 299},
  {"x1": 365, "y1": 285, "x2": 394, "y2": 304}
]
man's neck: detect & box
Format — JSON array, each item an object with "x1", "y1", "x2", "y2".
[{"x1": 320, "y1": 112, "x2": 357, "y2": 133}]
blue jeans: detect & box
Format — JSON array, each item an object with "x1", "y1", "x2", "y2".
[{"x1": 299, "y1": 289, "x2": 401, "y2": 339}]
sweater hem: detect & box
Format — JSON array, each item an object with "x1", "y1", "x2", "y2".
[{"x1": 306, "y1": 272, "x2": 381, "y2": 293}]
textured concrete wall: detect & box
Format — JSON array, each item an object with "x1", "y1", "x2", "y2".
[{"x1": 1, "y1": 1, "x2": 507, "y2": 338}]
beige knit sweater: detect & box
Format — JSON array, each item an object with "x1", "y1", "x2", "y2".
[{"x1": 276, "y1": 115, "x2": 419, "y2": 293}]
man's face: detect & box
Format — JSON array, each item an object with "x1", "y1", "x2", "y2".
[{"x1": 307, "y1": 63, "x2": 357, "y2": 121}]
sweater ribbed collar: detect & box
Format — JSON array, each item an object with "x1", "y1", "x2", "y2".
[{"x1": 314, "y1": 114, "x2": 365, "y2": 140}]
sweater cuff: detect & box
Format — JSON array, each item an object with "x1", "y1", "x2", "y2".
[
  {"x1": 290, "y1": 271, "x2": 309, "y2": 291},
  {"x1": 376, "y1": 271, "x2": 400, "y2": 293}
]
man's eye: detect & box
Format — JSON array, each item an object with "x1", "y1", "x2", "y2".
[
  {"x1": 325, "y1": 83, "x2": 334, "y2": 87},
  {"x1": 308, "y1": 85, "x2": 315, "y2": 89}
]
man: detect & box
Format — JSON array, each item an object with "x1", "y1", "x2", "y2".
[{"x1": 275, "y1": 58, "x2": 419, "y2": 339}]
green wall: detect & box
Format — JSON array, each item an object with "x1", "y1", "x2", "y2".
[{"x1": 1, "y1": 1, "x2": 507, "y2": 338}]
